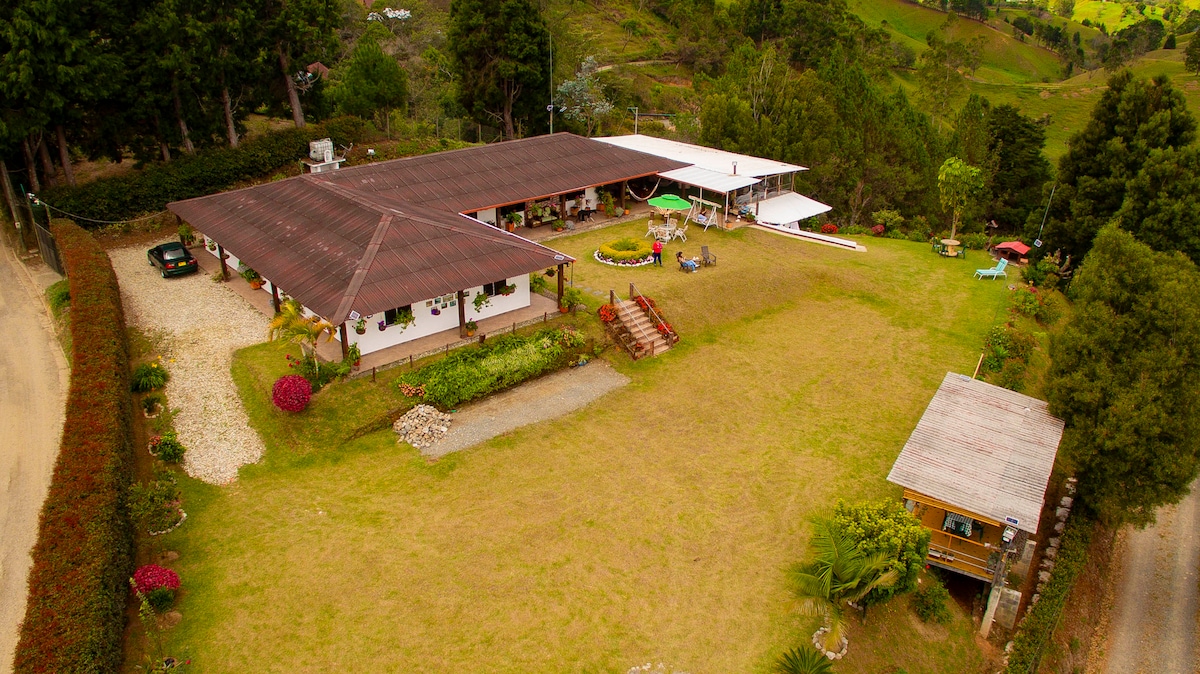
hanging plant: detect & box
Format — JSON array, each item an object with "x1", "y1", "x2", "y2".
[{"x1": 473, "y1": 292, "x2": 491, "y2": 312}]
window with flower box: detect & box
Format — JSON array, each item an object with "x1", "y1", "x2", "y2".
[
  {"x1": 384, "y1": 304, "x2": 414, "y2": 326},
  {"x1": 483, "y1": 279, "x2": 511, "y2": 297}
]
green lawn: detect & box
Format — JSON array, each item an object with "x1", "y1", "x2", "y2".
[{"x1": 161, "y1": 224, "x2": 1009, "y2": 673}]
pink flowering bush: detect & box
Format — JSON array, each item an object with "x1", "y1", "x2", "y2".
[
  {"x1": 821, "y1": 223, "x2": 839, "y2": 235},
  {"x1": 272, "y1": 375, "x2": 312, "y2": 412},
  {"x1": 132, "y1": 565, "x2": 180, "y2": 595},
  {"x1": 871, "y1": 224, "x2": 885, "y2": 236}
]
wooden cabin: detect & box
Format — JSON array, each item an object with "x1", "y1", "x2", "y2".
[{"x1": 887, "y1": 373, "x2": 1064, "y2": 583}]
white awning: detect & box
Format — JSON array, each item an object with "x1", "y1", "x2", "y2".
[
  {"x1": 658, "y1": 166, "x2": 760, "y2": 193},
  {"x1": 596, "y1": 134, "x2": 807, "y2": 177},
  {"x1": 753, "y1": 192, "x2": 832, "y2": 225}
]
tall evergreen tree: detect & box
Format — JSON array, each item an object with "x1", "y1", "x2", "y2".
[
  {"x1": 1047, "y1": 225, "x2": 1200, "y2": 526},
  {"x1": 331, "y1": 31, "x2": 409, "y2": 137},
  {"x1": 264, "y1": 0, "x2": 341, "y2": 128},
  {"x1": 1038, "y1": 71, "x2": 1195, "y2": 261},
  {"x1": 447, "y1": 0, "x2": 550, "y2": 140},
  {"x1": 986, "y1": 104, "x2": 1052, "y2": 231},
  {"x1": 1114, "y1": 146, "x2": 1200, "y2": 265}
]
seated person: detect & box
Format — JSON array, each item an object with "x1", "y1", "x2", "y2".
[{"x1": 677, "y1": 251, "x2": 699, "y2": 271}]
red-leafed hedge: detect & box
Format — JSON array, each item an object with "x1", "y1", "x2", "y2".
[{"x1": 14, "y1": 219, "x2": 134, "y2": 673}]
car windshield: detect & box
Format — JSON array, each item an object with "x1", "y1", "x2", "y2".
[{"x1": 163, "y1": 248, "x2": 187, "y2": 260}]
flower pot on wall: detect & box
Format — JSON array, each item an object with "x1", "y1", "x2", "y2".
[{"x1": 249, "y1": 280, "x2": 264, "y2": 290}]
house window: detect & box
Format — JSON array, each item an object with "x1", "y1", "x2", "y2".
[
  {"x1": 383, "y1": 305, "x2": 413, "y2": 326},
  {"x1": 482, "y1": 279, "x2": 510, "y2": 297},
  {"x1": 942, "y1": 512, "x2": 976, "y2": 539}
]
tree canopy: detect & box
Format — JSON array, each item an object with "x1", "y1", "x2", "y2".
[
  {"x1": 938, "y1": 156, "x2": 985, "y2": 240},
  {"x1": 832, "y1": 500, "x2": 929, "y2": 608},
  {"x1": 1046, "y1": 225, "x2": 1200, "y2": 526},
  {"x1": 447, "y1": 0, "x2": 550, "y2": 140},
  {"x1": 331, "y1": 31, "x2": 409, "y2": 137},
  {"x1": 1038, "y1": 71, "x2": 1195, "y2": 262}
]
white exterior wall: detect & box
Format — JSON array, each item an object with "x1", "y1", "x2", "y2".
[
  {"x1": 203, "y1": 235, "x2": 536, "y2": 357},
  {"x1": 475, "y1": 207, "x2": 497, "y2": 227}
]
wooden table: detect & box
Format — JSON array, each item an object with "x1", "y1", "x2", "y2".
[{"x1": 941, "y1": 238, "x2": 961, "y2": 257}]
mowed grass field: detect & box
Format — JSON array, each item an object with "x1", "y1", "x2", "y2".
[{"x1": 160, "y1": 224, "x2": 1008, "y2": 673}]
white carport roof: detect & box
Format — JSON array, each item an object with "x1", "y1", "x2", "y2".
[
  {"x1": 753, "y1": 192, "x2": 832, "y2": 225},
  {"x1": 658, "y1": 166, "x2": 760, "y2": 193},
  {"x1": 596, "y1": 135, "x2": 807, "y2": 178}
]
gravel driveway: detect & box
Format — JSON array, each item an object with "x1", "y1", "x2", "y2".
[{"x1": 110, "y1": 242, "x2": 267, "y2": 484}]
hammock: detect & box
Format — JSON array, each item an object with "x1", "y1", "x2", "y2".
[{"x1": 626, "y1": 179, "x2": 662, "y2": 202}]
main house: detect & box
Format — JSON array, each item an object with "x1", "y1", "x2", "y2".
[{"x1": 168, "y1": 132, "x2": 835, "y2": 358}]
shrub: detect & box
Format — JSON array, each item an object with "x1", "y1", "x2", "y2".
[
  {"x1": 841, "y1": 224, "x2": 870, "y2": 235},
  {"x1": 833, "y1": 499, "x2": 931, "y2": 606},
  {"x1": 960, "y1": 233, "x2": 990, "y2": 250},
  {"x1": 598, "y1": 304, "x2": 618, "y2": 323},
  {"x1": 1021, "y1": 254, "x2": 1061, "y2": 289},
  {"x1": 398, "y1": 327, "x2": 585, "y2": 408},
  {"x1": 871, "y1": 224, "x2": 885, "y2": 236},
  {"x1": 886, "y1": 229, "x2": 908, "y2": 239},
  {"x1": 872, "y1": 208, "x2": 905, "y2": 233},
  {"x1": 129, "y1": 476, "x2": 182, "y2": 534},
  {"x1": 912, "y1": 578, "x2": 952, "y2": 624},
  {"x1": 131, "y1": 360, "x2": 169, "y2": 392},
  {"x1": 597, "y1": 237, "x2": 653, "y2": 264},
  {"x1": 1011, "y1": 286, "x2": 1058, "y2": 324},
  {"x1": 15, "y1": 219, "x2": 134, "y2": 674},
  {"x1": 907, "y1": 230, "x2": 928, "y2": 242},
  {"x1": 273, "y1": 374, "x2": 313, "y2": 412},
  {"x1": 132, "y1": 564, "x2": 181, "y2": 595},
  {"x1": 983, "y1": 324, "x2": 1036, "y2": 372},
  {"x1": 142, "y1": 392, "x2": 164, "y2": 414},
  {"x1": 45, "y1": 279, "x2": 70, "y2": 314},
  {"x1": 995, "y1": 358, "x2": 1028, "y2": 392},
  {"x1": 1005, "y1": 519, "x2": 1093, "y2": 673},
  {"x1": 820, "y1": 223, "x2": 839, "y2": 234},
  {"x1": 40, "y1": 118, "x2": 371, "y2": 224},
  {"x1": 146, "y1": 587, "x2": 176, "y2": 613},
  {"x1": 286, "y1": 353, "x2": 345, "y2": 391},
  {"x1": 149, "y1": 431, "x2": 187, "y2": 464}
]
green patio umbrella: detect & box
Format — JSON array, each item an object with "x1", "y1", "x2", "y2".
[{"x1": 648, "y1": 194, "x2": 691, "y2": 210}]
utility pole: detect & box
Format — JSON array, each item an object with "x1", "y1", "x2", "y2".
[{"x1": 548, "y1": 30, "x2": 554, "y2": 134}]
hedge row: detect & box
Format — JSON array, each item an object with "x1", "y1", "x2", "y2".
[
  {"x1": 40, "y1": 117, "x2": 368, "y2": 225},
  {"x1": 1004, "y1": 516, "x2": 1093, "y2": 674},
  {"x1": 13, "y1": 219, "x2": 135, "y2": 673}
]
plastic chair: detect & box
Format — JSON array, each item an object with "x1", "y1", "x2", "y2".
[
  {"x1": 974, "y1": 258, "x2": 1009, "y2": 280},
  {"x1": 701, "y1": 246, "x2": 717, "y2": 266}
]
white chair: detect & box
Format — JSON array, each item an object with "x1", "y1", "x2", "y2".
[
  {"x1": 672, "y1": 224, "x2": 688, "y2": 242},
  {"x1": 644, "y1": 219, "x2": 657, "y2": 238}
]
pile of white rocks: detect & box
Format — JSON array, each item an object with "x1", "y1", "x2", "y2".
[
  {"x1": 1030, "y1": 476, "x2": 1078, "y2": 607},
  {"x1": 393, "y1": 404, "x2": 452, "y2": 448}
]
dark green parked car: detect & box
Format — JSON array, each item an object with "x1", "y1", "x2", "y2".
[{"x1": 147, "y1": 242, "x2": 199, "y2": 278}]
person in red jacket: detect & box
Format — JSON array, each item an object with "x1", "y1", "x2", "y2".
[{"x1": 652, "y1": 238, "x2": 664, "y2": 266}]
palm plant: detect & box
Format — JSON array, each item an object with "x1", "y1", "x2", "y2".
[
  {"x1": 775, "y1": 646, "x2": 834, "y2": 674},
  {"x1": 791, "y1": 519, "x2": 899, "y2": 655},
  {"x1": 267, "y1": 299, "x2": 335, "y2": 366}
]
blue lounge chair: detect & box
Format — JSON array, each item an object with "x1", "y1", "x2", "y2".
[{"x1": 974, "y1": 258, "x2": 1008, "y2": 280}]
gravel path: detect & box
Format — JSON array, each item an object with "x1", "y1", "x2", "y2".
[
  {"x1": 110, "y1": 242, "x2": 268, "y2": 484},
  {"x1": 421, "y1": 360, "x2": 630, "y2": 458},
  {"x1": 1101, "y1": 480, "x2": 1200, "y2": 674}
]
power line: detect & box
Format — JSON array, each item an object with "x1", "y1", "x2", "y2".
[{"x1": 28, "y1": 194, "x2": 167, "y2": 226}]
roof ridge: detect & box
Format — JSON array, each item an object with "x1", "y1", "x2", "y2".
[{"x1": 331, "y1": 212, "x2": 394, "y2": 324}]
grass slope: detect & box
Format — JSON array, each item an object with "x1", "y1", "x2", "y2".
[{"x1": 160, "y1": 225, "x2": 1008, "y2": 673}]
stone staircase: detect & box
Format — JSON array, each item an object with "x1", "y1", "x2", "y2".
[{"x1": 614, "y1": 299, "x2": 671, "y2": 358}]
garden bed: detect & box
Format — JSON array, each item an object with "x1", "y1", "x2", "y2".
[{"x1": 594, "y1": 237, "x2": 654, "y2": 266}]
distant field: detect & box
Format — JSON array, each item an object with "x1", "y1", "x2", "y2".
[
  {"x1": 1072, "y1": 0, "x2": 1165, "y2": 31},
  {"x1": 848, "y1": 0, "x2": 1065, "y2": 83}
]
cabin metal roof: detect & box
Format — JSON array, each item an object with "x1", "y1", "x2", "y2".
[{"x1": 886, "y1": 373, "x2": 1064, "y2": 534}]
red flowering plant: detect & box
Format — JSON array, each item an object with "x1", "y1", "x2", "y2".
[
  {"x1": 634, "y1": 295, "x2": 659, "y2": 314},
  {"x1": 133, "y1": 565, "x2": 180, "y2": 595},
  {"x1": 655, "y1": 322, "x2": 674, "y2": 337},
  {"x1": 598, "y1": 304, "x2": 618, "y2": 323},
  {"x1": 272, "y1": 375, "x2": 312, "y2": 412},
  {"x1": 821, "y1": 223, "x2": 839, "y2": 234},
  {"x1": 399, "y1": 382, "x2": 425, "y2": 398},
  {"x1": 871, "y1": 224, "x2": 885, "y2": 236}
]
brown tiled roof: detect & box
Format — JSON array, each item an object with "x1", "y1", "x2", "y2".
[
  {"x1": 168, "y1": 176, "x2": 572, "y2": 324},
  {"x1": 318, "y1": 132, "x2": 687, "y2": 212}
]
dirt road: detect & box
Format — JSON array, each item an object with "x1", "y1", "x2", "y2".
[
  {"x1": 1102, "y1": 480, "x2": 1200, "y2": 674},
  {"x1": 0, "y1": 247, "x2": 68, "y2": 673}
]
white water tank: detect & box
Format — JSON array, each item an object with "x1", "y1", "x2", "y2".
[{"x1": 309, "y1": 138, "x2": 334, "y2": 161}]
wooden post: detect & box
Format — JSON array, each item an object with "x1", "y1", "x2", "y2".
[
  {"x1": 629, "y1": 282, "x2": 635, "y2": 301},
  {"x1": 271, "y1": 283, "x2": 281, "y2": 313},
  {"x1": 610, "y1": 289, "x2": 615, "y2": 305},
  {"x1": 556, "y1": 264, "x2": 565, "y2": 306},
  {"x1": 457, "y1": 289, "x2": 467, "y2": 337},
  {"x1": 216, "y1": 244, "x2": 229, "y2": 280},
  {"x1": 372, "y1": 366, "x2": 376, "y2": 382},
  {"x1": 339, "y1": 323, "x2": 349, "y2": 361}
]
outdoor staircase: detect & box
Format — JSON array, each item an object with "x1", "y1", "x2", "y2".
[{"x1": 615, "y1": 299, "x2": 672, "y2": 357}]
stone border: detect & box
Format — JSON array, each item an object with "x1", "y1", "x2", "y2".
[
  {"x1": 592, "y1": 250, "x2": 654, "y2": 267},
  {"x1": 149, "y1": 509, "x2": 187, "y2": 537}
]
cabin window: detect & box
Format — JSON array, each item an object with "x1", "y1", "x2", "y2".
[
  {"x1": 942, "y1": 512, "x2": 976, "y2": 539},
  {"x1": 384, "y1": 305, "x2": 413, "y2": 326},
  {"x1": 483, "y1": 279, "x2": 509, "y2": 297}
]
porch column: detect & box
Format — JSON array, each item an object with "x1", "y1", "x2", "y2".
[
  {"x1": 339, "y1": 323, "x2": 349, "y2": 360},
  {"x1": 271, "y1": 283, "x2": 281, "y2": 313},
  {"x1": 457, "y1": 290, "x2": 467, "y2": 337},
  {"x1": 216, "y1": 244, "x2": 228, "y2": 280},
  {"x1": 620, "y1": 181, "x2": 627, "y2": 211},
  {"x1": 523, "y1": 202, "x2": 530, "y2": 229},
  {"x1": 556, "y1": 263, "x2": 564, "y2": 305},
  {"x1": 175, "y1": 214, "x2": 184, "y2": 243}
]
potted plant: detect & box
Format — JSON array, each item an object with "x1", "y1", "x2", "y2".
[
  {"x1": 600, "y1": 190, "x2": 616, "y2": 217},
  {"x1": 501, "y1": 283, "x2": 516, "y2": 296},
  {"x1": 345, "y1": 342, "x2": 361, "y2": 370},
  {"x1": 503, "y1": 212, "x2": 522, "y2": 232},
  {"x1": 240, "y1": 267, "x2": 263, "y2": 289},
  {"x1": 473, "y1": 291, "x2": 491, "y2": 312},
  {"x1": 552, "y1": 220, "x2": 565, "y2": 232},
  {"x1": 465, "y1": 320, "x2": 478, "y2": 337},
  {"x1": 205, "y1": 238, "x2": 217, "y2": 252},
  {"x1": 393, "y1": 307, "x2": 415, "y2": 330},
  {"x1": 177, "y1": 223, "x2": 196, "y2": 246},
  {"x1": 560, "y1": 286, "x2": 585, "y2": 313},
  {"x1": 353, "y1": 317, "x2": 367, "y2": 335}
]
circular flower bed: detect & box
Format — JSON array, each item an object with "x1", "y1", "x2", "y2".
[
  {"x1": 272, "y1": 374, "x2": 313, "y2": 412},
  {"x1": 133, "y1": 564, "x2": 181, "y2": 595},
  {"x1": 595, "y1": 237, "x2": 654, "y2": 267}
]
